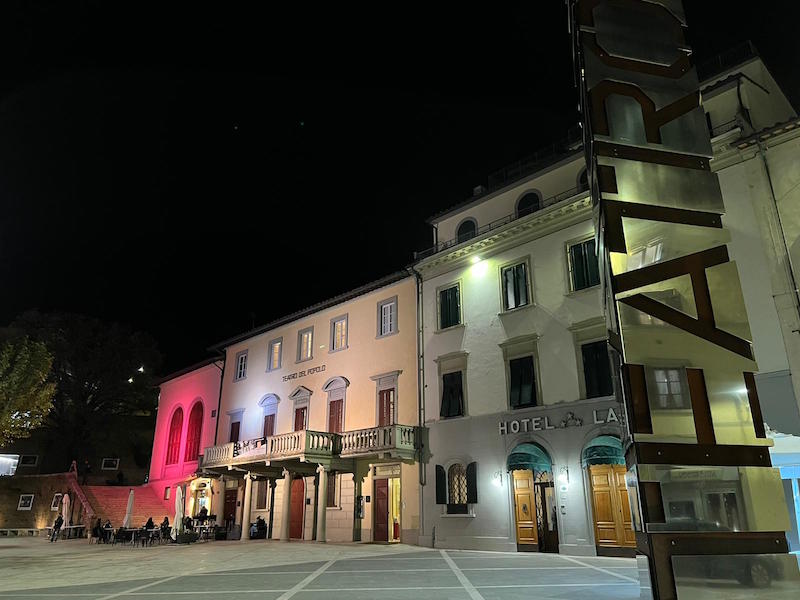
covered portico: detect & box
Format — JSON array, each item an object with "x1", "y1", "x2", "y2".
[{"x1": 199, "y1": 424, "x2": 417, "y2": 543}]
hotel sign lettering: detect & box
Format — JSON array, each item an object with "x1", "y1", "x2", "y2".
[
  {"x1": 499, "y1": 407, "x2": 620, "y2": 435},
  {"x1": 570, "y1": 0, "x2": 798, "y2": 596}
]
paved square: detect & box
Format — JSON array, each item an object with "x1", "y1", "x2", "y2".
[{"x1": 0, "y1": 538, "x2": 640, "y2": 599}]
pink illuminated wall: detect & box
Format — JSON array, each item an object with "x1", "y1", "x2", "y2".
[{"x1": 147, "y1": 360, "x2": 222, "y2": 506}]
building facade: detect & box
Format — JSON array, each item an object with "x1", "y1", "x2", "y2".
[
  {"x1": 198, "y1": 272, "x2": 421, "y2": 544},
  {"x1": 147, "y1": 358, "x2": 223, "y2": 520}
]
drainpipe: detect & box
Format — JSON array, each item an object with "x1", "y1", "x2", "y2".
[
  {"x1": 408, "y1": 264, "x2": 426, "y2": 539},
  {"x1": 756, "y1": 141, "x2": 800, "y2": 325},
  {"x1": 213, "y1": 354, "x2": 226, "y2": 446}
]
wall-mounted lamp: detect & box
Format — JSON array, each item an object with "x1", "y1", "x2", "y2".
[
  {"x1": 492, "y1": 470, "x2": 504, "y2": 487},
  {"x1": 558, "y1": 466, "x2": 570, "y2": 491}
]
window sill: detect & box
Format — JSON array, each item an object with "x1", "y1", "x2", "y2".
[
  {"x1": 326, "y1": 506, "x2": 342, "y2": 512},
  {"x1": 233, "y1": 376, "x2": 247, "y2": 383},
  {"x1": 328, "y1": 346, "x2": 348, "y2": 354},
  {"x1": 437, "y1": 414, "x2": 469, "y2": 423},
  {"x1": 295, "y1": 357, "x2": 314, "y2": 364},
  {"x1": 565, "y1": 284, "x2": 600, "y2": 298},
  {"x1": 376, "y1": 330, "x2": 399, "y2": 339},
  {"x1": 435, "y1": 324, "x2": 465, "y2": 334},
  {"x1": 441, "y1": 512, "x2": 476, "y2": 518},
  {"x1": 498, "y1": 303, "x2": 535, "y2": 317}
]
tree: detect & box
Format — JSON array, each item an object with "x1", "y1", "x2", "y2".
[
  {"x1": 11, "y1": 311, "x2": 162, "y2": 461},
  {"x1": 0, "y1": 332, "x2": 56, "y2": 446}
]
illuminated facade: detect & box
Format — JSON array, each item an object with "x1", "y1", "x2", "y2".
[
  {"x1": 198, "y1": 272, "x2": 420, "y2": 543},
  {"x1": 147, "y1": 358, "x2": 222, "y2": 519}
]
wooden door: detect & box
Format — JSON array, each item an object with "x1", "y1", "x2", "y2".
[
  {"x1": 512, "y1": 470, "x2": 537, "y2": 546},
  {"x1": 328, "y1": 400, "x2": 343, "y2": 433},
  {"x1": 294, "y1": 407, "x2": 307, "y2": 432},
  {"x1": 289, "y1": 478, "x2": 305, "y2": 539},
  {"x1": 589, "y1": 464, "x2": 635, "y2": 548},
  {"x1": 229, "y1": 421, "x2": 240, "y2": 443},
  {"x1": 223, "y1": 489, "x2": 238, "y2": 527},
  {"x1": 378, "y1": 389, "x2": 394, "y2": 426},
  {"x1": 263, "y1": 414, "x2": 275, "y2": 438},
  {"x1": 374, "y1": 478, "x2": 389, "y2": 542}
]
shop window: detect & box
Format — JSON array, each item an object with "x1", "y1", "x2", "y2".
[
  {"x1": 184, "y1": 402, "x2": 204, "y2": 462},
  {"x1": 567, "y1": 238, "x2": 600, "y2": 291},
  {"x1": 440, "y1": 371, "x2": 464, "y2": 418},
  {"x1": 435, "y1": 462, "x2": 477, "y2": 514},
  {"x1": 501, "y1": 260, "x2": 530, "y2": 311},
  {"x1": 581, "y1": 340, "x2": 613, "y2": 398},
  {"x1": 509, "y1": 356, "x2": 536, "y2": 409},
  {"x1": 166, "y1": 408, "x2": 183, "y2": 465},
  {"x1": 438, "y1": 284, "x2": 462, "y2": 330}
]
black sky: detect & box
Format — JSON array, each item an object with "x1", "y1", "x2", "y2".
[{"x1": 1, "y1": 1, "x2": 798, "y2": 374}]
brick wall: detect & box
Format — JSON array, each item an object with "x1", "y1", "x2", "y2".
[{"x1": 0, "y1": 473, "x2": 90, "y2": 530}]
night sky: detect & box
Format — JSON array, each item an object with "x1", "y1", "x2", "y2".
[{"x1": 2, "y1": 2, "x2": 798, "y2": 374}]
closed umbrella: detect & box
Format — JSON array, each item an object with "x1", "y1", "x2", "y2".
[
  {"x1": 172, "y1": 486, "x2": 184, "y2": 540},
  {"x1": 61, "y1": 492, "x2": 71, "y2": 524},
  {"x1": 121, "y1": 488, "x2": 134, "y2": 529}
]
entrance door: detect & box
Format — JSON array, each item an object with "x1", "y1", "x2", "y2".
[
  {"x1": 589, "y1": 464, "x2": 636, "y2": 551},
  {"x1": 513, "y1": 470, "x2": 538, "y2": 547},
  {"x1": 290, "y1": 478, "x2": 305, "y2": 539},
  {"x1": 536, "y1": 480, "x2": 559, "y2": 553},
  {"x1": 374, "y1": 478, "x2": 389, "y2": 542},
  {"x1": 224, "y1": 489, "x2": 238, "y2": 529}
]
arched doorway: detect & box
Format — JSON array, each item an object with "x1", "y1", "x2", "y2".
[
  {"x1": 507, "y1": 442, "x2": 559, "y2": 553},
  {"x1": 289, "y1": 478, "x2": 305, "y2": 539},
  {"x1": 583, "y1": 435, "x2": 635, "y2": 555}
]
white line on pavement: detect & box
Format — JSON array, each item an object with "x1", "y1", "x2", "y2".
[
  {"x1": 557, "y1": 554, "x2": 639, "y2": 583},
  {"x1": 274, "y1": 560, "x2": 335, "y2": 600},
  {"x1": 440, "y1": 549, "x2": 485, "y2": 600}
]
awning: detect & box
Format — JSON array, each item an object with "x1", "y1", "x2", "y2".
[
  {"x1": 507, "y1": 443, "x2": 552, "y2": 472},
  {"x1": 582, "y1": 435, "x2": 624, "y2": 467}
]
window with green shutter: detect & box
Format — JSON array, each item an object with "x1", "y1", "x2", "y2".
[
  {"x1": 439, "y1": 285, "x2": 461, "y2": 329},
  {"x1": 581, "y1": 340, "x2": 613, "y2": 398},
  {"x1": 568, "y1": 238, "x2": 600, "y2": 291},
  {"x1": 509, "y1": 356, "x2": 536, "y2": 408},
  {"x1": 501, "y1": 261, "x2": 529, "y2": 311},
  {"x1": 440, "y1": 371, "x2": 464, "y2": 418}
]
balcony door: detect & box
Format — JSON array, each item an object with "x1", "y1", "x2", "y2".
[
  {"x1": 378, "y1": 388, "x2": 395, "y2": 427},
  {"x1": 263, "y1": 414, "x2": 275, "y2": 438},
  {"x1": 294, "y1": 407, "x2": 307, "y2": 432},
  {"x1": 328, "y1": 399, "x2": 343, "y2": 433}
]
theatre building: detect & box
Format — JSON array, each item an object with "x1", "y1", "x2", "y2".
[
  {"x1": 414, "y1": 143, "x2": 634, "y2": 556},
  {"x1": 198, "y1": 272, "x2": 421, "y2": 543}
]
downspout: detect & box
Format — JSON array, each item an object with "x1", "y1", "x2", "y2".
[
  {"x1": 408, "y1": 264, "x2": 426, "y2": 539},
  {"x1": 213, "y1": 354, "x2": 226, "y2": 446},
  {"x1": 756, "y1": 141, "x2": 800, "y2": 325}
]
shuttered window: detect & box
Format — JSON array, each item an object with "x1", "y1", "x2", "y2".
[
  {"x1": 328, "y1": 399, "x2": 343, "y2": 433},
  {"x1": 439, "y1": 285, "x2": 461, "y2": 329},
  {"x1": 568, "y1": 238, "x2": 601, "y2": 291},
  {"x1": 378, "y1": 388, "x2": 395, "y2": 426},
  {"x1": 229, "y1": 420, "x2": 240, "y2": 443},
  {"x1": 501, "y1": 262, "x2": 529, "y2": 310},
  {"x1": 263, "y1": 413, "x2": 275, "y2": 438},
  {"x1": 582, "y1": 340, "x2": 613, "y2": 398},
  {"x1": 440, "y1": 371, "x2": 464, "y2": 418},
  {"x1": 166, "y1": 408, "x2": 183, "y2": 465},
  {"x1": 509, "y1": 356, "x2": 536, "y2": 409},
  {"x1": 436, "y1": 461, "x2": 478, "y2": 515},
  {"x1": 184, "y1": 403, "x2": 203, "y2": 462}
]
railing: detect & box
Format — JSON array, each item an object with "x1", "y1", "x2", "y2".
[
  {"x1": 65, "y1": 471, "x2": 95, "y2": 522},
  {"x1": 202, "y1": 431, "x2": 339, "y2": 468},
  {"x1": 415, "y1": 184, "x2": 590, "y2": 260},
  {"x1": 201, "y1": 442, "x2": 235, "y2": 468},
  {"x1": 340, "y1": 425, "x2": 417, "y2": 457}
]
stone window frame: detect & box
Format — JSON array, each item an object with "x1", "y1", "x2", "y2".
[
  {"x1": 267, "y1": 337, "x2": 283, "y2": 372},
  {"x1": 322, "y1": 377, "x2": 349, "y2": 433},
  {"x1": 50, "y1": 493, "x2": 63, "y2": 511},
  {"x1": 565, "y1": 233, "x2": 600, "y2": 294},
  {"x1": 498, "y1": 254, "x2": 534, "y2": 314},
  {"x1": 17, "y1": 494, "x2": 34, "y2": 511},
  {"x1": 376, "y1": 296, "x2": 399, "y2": 338},
  {"x1": 100, "y1": 458, "x2": 120, "y2": 470},
  {"x1": 226, "y1": 408, "x2": 244, "y2": 443},
  {"x1": 434, "y1": 351, "x2": 468, "y2": 419},
  {"x1": 19, "y1": 454, "x2": 38, "y2": 467},
  {"x1": 259, "y1": 394, "x2": 280, "y2": 437},
  {"x1": 499, "y1": 334, "x2": 542, "y2": 410},
  {"x1": 289, "y1": 386, "x2": 312, "y2": 430},
  {"x1": 296, "y1": 327, "x2": 314, "y2": 363},
  {"x1": 233, "y1": 349, "x2": 248, "y2": 382},
  {"x1": 329, "y1": 314, "x2": 349, "y2": 353},
  {"x1": 569, "y1": 317, "x2": 611, "y2": 401}
]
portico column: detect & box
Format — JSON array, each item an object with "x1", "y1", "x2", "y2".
[
  {"x1": 316, "y1": 465, "x2": 328, "y2": 543},
  {"x1": 352, "y1": 462, "x2": 369, "y2": 542},
  {"x1": 240, "y1": 472, "x2": 253, "y2": 542},
  {"x1": 279, "y1": 468, "x2": 292, "y2": 541}
]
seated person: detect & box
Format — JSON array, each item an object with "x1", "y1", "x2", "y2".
[
  {"x1": 144, "y1": 517, "x2": 155, "y2": 530},
  {"x1": 250, "y1": 516, "x2": 267, "y2": 539},
  {"x1": 102, "y1": 520, "x2": 113, "y2": 543},
  {"x1": 160, "y1": 516, "x2": 170, "y2": 534},
  {"x1": 196, "y1": 506, "x2": 208, "y2": 524},
  {"x1": 91, "y1": 518, "x2": 102, "y2": 540},
  {"x1": 183, "y1": 516, "x2": 194, "y2": 532}
]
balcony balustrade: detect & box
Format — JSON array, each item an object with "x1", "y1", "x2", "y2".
[{"x1": 200, "y1": 425, "x2": 419, "y2": 470}]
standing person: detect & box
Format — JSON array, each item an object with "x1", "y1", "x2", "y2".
[{"x1": 50, "y1": 514, "x2": 64, "y2": 542}]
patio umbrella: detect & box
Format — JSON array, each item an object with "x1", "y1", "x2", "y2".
[
  {"x1": 121, "y1": 488, "x2": 134, "y2": 529},
  {"x1": 61, "y1": 492, "x2": 71, "y2": 524},
  {"x1": 172, "y1": 486, "x2": 184, "y2": 540}
]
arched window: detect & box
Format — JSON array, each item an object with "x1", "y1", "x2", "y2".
[
  {"x1": 516, "y1": 192, "x2": 541, "y2": 217},
  {"x1": 166, "y1": 408, "x2": 183, "y2": 465},
  {"x1": 456, "y1": 219, "x2": 477, "y2": 243},
  {"x1": 184, "y1": 403, "x2": 203, "y2": 462},
  {"x1": 322, "y1": 377, "x2": 349, "y2": 433},
  {"x1": 435, "y1": 461, "x2": 478, "y2": 515}
]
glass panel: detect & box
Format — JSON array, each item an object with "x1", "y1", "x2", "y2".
[
  {"x1": 704, "y1": 369, "x2": 760, "y2": 445},
  {"x1": 617, "y1": 273, "x2": 698, "y2": 320},
  {"x1": 570, "y1": 243, "x2": 587, "y2": 290},
  {"x1": 672, "y1": 553, "x2": 800, "y2": 598},
  {"x1": 706, "y1": 261, "x2": 753, "y2": 343},
  {"x1": 638, "y1": 465, "x2": 790, "y2": 533},
  {"x1": 516, "y1": 263, "x2": 528, "y2": 307},
  {"x1": 609, "y1": 218, "x2": 730, "y2": 276}
]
